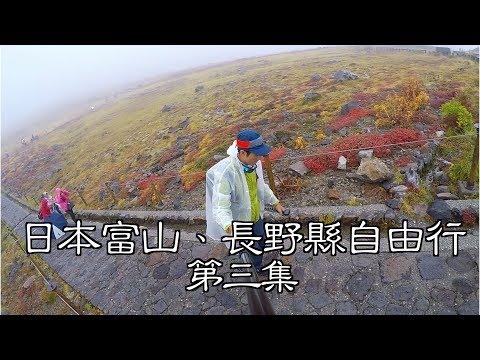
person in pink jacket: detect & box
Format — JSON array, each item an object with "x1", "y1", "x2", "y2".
[{"x1": 55, "y1": 187, "x2": 77, "y2": 221}]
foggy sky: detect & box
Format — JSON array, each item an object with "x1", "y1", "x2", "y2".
[
  {"x1": 0, "y1": 45, "x2": 324, "y2": 137},
  {"x1": 1, "y1": 45, "x2": 478, "y2": 138}
]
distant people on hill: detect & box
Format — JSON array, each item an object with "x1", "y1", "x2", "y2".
[
  {"x1": 55, "y1": 187, "x2": 77, "y2": 221},
  {"x1": 38, "y1": 191, "x2": 67, "y2": 239},
  {"x1": 38, "y1": 192, "x2": 55, "y2": 220}
]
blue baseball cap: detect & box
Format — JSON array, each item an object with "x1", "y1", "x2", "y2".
[{"x1": 236, "y1": 129, "x2": 271, "y2": 156}]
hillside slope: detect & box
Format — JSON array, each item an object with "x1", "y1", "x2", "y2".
[{"x1": 2, "y1": 46, "x2": 478, "y2": 215}]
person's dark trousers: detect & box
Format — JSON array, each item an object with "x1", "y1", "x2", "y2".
[
  {"x1": 66, "y1": 209, "x2": 77, "y2": 222},
  {"x1": 250, "y1": 218, "x2": 266, "y2": 271}
]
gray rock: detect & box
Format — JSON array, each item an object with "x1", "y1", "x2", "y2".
[
  {"x1": 23, "y1": 275, "x2": 36, "y2": 289},
  {"x1": 308, "y1": 291, "x2": 332, "y2": 309},
  {"x1": 452, "y1": 278, "x2": 474, "y2": 297},
  {"x1": 351, "y1": 254, "x2": 377, "y2": 268},
  {"x1": 446, "y1": 250, "x2": 477, "y2": 273},
  {"x1": 153, "y1": 299, "x2": 168, "y2": 314},
  {"x1": 385, "y1": 199, "x2": 401, "y2": 210},
  {"x1": 367, "y1": 291, "x2": 389, "y2": 308},
  {"x1": 333, "y1": 69, "x2": 358, "y2": 81},
  {"x1": 153, "y1": 264, "x2": 170, "y2": 280},
  {"x1": 295, "y1": 249, "x2": 311, "y2": 264},
  {"x1": 183, "y1": 307, "x2": 201, "y2": 315},
  {"x1": 385, "y1": 304, "x2": 409, "y2": 315},
  {"x1": 414, "y1": 122, "x2": 427, "y2": 132},
  {"x1": 289, "y1": 161, "x2": 311, "y2": 177},
  {"x1": 416, "y1": 254, "x2": 447, "y2": 280},
  {"x1": 292, "y1": 266, "x2": 305, "y2": 283},
  {"x1": 389, "y1": 185, "x2": 408, "y2": 194},
  {"x1": 384, "y1": 209, "x2": 396, "y2": 221},
  {"x1": 336, "y1": 301, "x2": 357, "y2": 315},
  {"x1": 434, "y1": 307, "x2": 457, "y2": 315},
  {"x1": 304, "y1": 92, "x2": 320, "y2": 101},
  {"x1": 431, "y1": 287, "x2": 456, "y2": 307},
  {"x1": 311, "y1": 74, "x2": 322, "y2": 81},
  {"x1": 169, "y1": 258, "x2": 187, "y2": 279},
  {"x1": 162, "y1": 104, "x2": 173, "y2": 112},
  {"x1": 292, "y1": 297, "x2": 310, "y2": 313},
  {"x1": 381, "y1": 179, "x2": 396, "y2": 190},
  {"x1": 191, "y1": 245, "x2": 211, "y2": 259},
  {"x1": 201, "y1": 296, "x2": 217, "y2": 310},
  {"x1": 405, "y1": 167, "x2": 420, "y2": 188},
  {"x1": 363, "y1": 306, "x2": 383, "y2": 315},
  {"x1": 164, "y1": 283, "x2": 183, "y2": 302},
  {"x1": 380, "y1": 256, "x2": 412, "y2": 283},
  {"x1": 457, "y1": 300, "x2": 479, "y2": 315},
  {"x1": 345, "y1": 271, "x2": 375, "y2": 300},
  {"x1": 342, "y1": 210, "x2": 358, "y2": 225},
  {"x1": 358, "y1": 149, "x2": 373, "y2": 159},
  {"x1": 206, "y1": 305, "x2": 226, "y2": 315},
  {"x1": 392, "y1": 285, "x2": 415, "y2": 301},
  {"x1": 204, "y1": 285, "x2": 218, "y2": 298},
  {"x1": 189, "y1": 291, "x2": 206, "y2": 308},
  {"x1": 304, "y1": 278, "x2": 321, "y2": 294},
  {"x1": 340, "y1": 101, "x2": 361, "y2": 115},
  {"x1": 215, "y1": 290, "x2": 239, "y2": 309},
  {"x1": 414, "y1": 296, "x2": 430, "y2": 312},
  {"x1": 436, "y1": 185, "x2": 450, "y2": 193},
  {"x1": 436, "y1": 192, "x2": 459, "y2": 200}
]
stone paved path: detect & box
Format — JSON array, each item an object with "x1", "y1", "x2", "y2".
[{"x1": 2, "y1": 194, "x2": 478, "y2": 315}]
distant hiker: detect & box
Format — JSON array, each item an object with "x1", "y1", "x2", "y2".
[
  {"x1": 205, "y1": 129, "x2": 285, "y2": 279},
  {"x1": 39, "y1": 192, "x2": 55, "y2": 220},
  {"x1": 39, "y1": 191, "x2": 67, "y2": 239},
  {"x1": 55, "y1": 187, "x2": 77, "y2": 221},
  {"x1": 39, "y1": 191, "x2": 62, "y2": 220}
]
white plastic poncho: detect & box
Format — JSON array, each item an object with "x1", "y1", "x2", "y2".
[{"x1": 206, "y1": 140, "x2": 279, "y2": 241}]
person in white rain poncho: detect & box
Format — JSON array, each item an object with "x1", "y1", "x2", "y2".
[{"x1": 206, "y1": 129, "x2": 285, "y2": 274}]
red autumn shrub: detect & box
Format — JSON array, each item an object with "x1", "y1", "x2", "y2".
[
  {"x1": 304, "y1": 157, "x2": 328, "y2": 173},
  {"x1": 429, "y1": 89, "x2": 457, "y2": 109},
  {"x1": 383, "y1": 128, "x2": 427, "y2": 148},
  {"x1": 327, "y1": 108, "x2": 374, "y2": 131},
  {"x1": 395, "y1": 156, "x2": 415, "y2": 167},
  {"x1": 158, "y1": 147, "x2": 179, "y2": 166},
  {"x1": 182, "y1": 172, "x2": 206, "y2": 192},
  {"x1": 352, "y1": 93, "x2": 375, "y2": 106},
  {"x1": 138, "y1": 174, "x2": 160, "y2": 190},
  {"x1": 303, "y1": 128, "x2": 426, "y2": 173},
  {"x1": 262, "y1": 147, "x2": 287, "y2": 167}
]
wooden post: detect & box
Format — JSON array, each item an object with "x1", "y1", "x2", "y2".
[
  {"x1": 105, "y1": 182, "x2": 117, "y2": 204},
  {"x1": 76, "y1": 190, "x2": 89, "y2": 206},
  {"x1": 466, "y1": 124, "x2": 479, "y2": 190},
  {"x1": 264, "y1": 156, "x2": 278, "y2": 198},
  {"x1": 149, "y1": 179, "x2": 163, "y2": 205}
]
